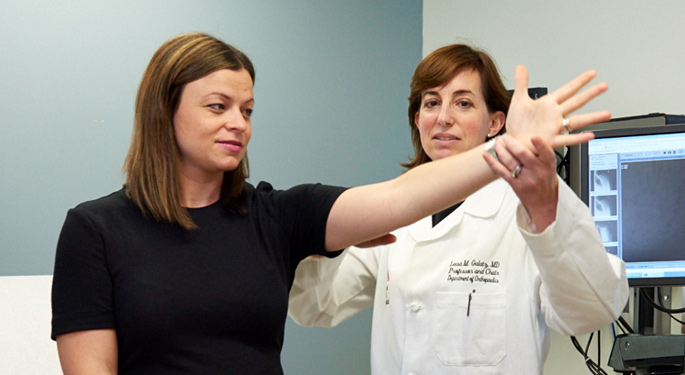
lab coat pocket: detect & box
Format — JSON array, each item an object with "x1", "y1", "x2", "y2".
[{"x1": 434, "y1": 292, "x2": 506, "y2": 366}]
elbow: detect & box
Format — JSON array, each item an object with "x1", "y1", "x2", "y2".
[{"x1": 548, "y1": 278, "x2": 630, "y2": 336}]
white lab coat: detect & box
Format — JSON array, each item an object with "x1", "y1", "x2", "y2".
[{"x1": 289, "y1": 178, "x2": 628, "y2": 375}]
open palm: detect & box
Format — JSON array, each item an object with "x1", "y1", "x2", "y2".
[{"x1": 505, "y1": 66, "x2": 611, "y2": 150}]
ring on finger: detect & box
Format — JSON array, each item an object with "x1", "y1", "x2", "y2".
[
  {"x1": 561, "y1": 117, "x2": 571, "y2": 134},
  {"x1": 511, "y1": 164, "x2": 522, "y2": 178}
]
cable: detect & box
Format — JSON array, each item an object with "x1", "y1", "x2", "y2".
[
  {"x1": 656, "y1": 287, "x2": 685, "y2": 327},
  {"x1": 638, "y1": 287, "x2": 685, "y2": 330},
  {"x1": 598, "y1": 329, "x2": 601, "y2": 374},
  {"x1": 668, "y1": 312, "x2": 685, "y2": 326},
  {"x1": 555, "y1": 147, "x2": 570, "y2": 184},
  {"x1": 640, "y1": 287, "x2": 685, "y2": 314},
  {"x1": 570, "y1": 333, "x2": 610, "y2": 375},
  {"x1": 616, "y1": 315, "x2": 634, "y2": 334}
]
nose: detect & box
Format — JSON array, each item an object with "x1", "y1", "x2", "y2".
[
  {"x1": 436, "y1": 104, "x2": 454, "y2": 127},
  {"x1": 224, "y1": 107, "x2": 249, "y2": 132}
]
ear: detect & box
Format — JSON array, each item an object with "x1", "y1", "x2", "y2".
[
  {"x1": 414, "y1": 111, "x2": 420, "y2": 128},
  {"x1": 488, "y1": 111, "x2": 505, "y2": 136}
]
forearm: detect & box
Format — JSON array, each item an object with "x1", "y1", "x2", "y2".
[
  {"x1": 519, "y1": 176, "x2": 559, "y2": 233},
  {"x1": 325, "y1": 145, "x2": 496, "y2": 250},
  {"x1": 522, "y1": 185, "x2": 629, "y2": 334}
]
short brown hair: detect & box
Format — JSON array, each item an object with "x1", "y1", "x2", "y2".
[
  {"x1": 124, "y1": 32, "x2": 255, "y2": 229},
  {"x1": 403, "y1": 44, "x2": 510, "y2": 169}
]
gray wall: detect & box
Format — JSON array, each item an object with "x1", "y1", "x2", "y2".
[
  {"x1": 0, "y1": 1, "x2": 422, "y2": 374},
  {"x1": 423, "y1": 0, "x2": 685, "y2": 118}
]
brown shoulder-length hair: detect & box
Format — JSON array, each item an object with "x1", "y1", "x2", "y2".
[
  {"x1": 402, "y1": 44, "x2": 511, "y2": 170},
  {"x1": 124, "y1": 32, "x2": 255, "y2": 229}
]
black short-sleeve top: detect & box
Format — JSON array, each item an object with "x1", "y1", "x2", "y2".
[{"x1": 51, "y1": 181, "x2": 346, "y2": 375}]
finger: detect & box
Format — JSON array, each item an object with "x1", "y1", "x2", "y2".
[
  {"x1": 513, "y1": 65, "x2": 530, "y2": 98},
  {"x1": 560, "y1": 82, "x2": 609, "y2": 115},
  {"x1": 552, "y1": 131, "x2": 596, "y2": 148},
  {"x1": 494, "y1": 135, "x2": 524, "y2": 171},
  {"x1": 564, "y1": 110, "x2": 612, "y2": 132},
  {"x1": 483, "y1": 152, "x2": 518, "y2": 182},
  {"x1": 551, "y1": 69, "x2": 598, "y2": 104},
  {"x1": 499, "y1": 135, "x2": 551, "y2": 172},
  {"x1": 529, "y1": 137, "x2": 556, "y2": 166}
]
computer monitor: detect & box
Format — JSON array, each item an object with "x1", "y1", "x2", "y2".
[{"x1": 576, "y1": 123, "x2": 685, "y2": 287}]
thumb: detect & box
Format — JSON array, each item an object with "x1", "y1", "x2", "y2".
[{"x1": 514, "y1": 65, "x2": 530, "y2": 98}]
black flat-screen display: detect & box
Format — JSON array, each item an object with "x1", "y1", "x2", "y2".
[{"x1": 578, "y1": 124, "x2": 685, "y2": 286}]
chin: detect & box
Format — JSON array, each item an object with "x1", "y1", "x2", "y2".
[
  {"x1": 431, "y1": 151, "x2": 460, "y2": 160},
  {"x1": 218, "y1": 157, "x2": 244, "y2": 171}
]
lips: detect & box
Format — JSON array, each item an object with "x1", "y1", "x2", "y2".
[
  {"x1": 217, "y1": 140, "x2": 243, "y2": 152},
  {"x1": 433, "y1": 133, "x2": 459, "y2": 141}
]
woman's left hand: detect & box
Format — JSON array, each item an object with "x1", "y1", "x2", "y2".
[
  {"x1": 505, "y1": 66, "x2": 610, "y2": 150},
  {"x1": 484, "y1": 134, "x2": 559, "y2": 232}
]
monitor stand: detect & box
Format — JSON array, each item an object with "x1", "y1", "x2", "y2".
[
  {"x1": 634, "y1": 287, "x2": 672, "y2": 335},
  {"x1": 608, "y1": 287, "x2": 684, "y2": 374}
]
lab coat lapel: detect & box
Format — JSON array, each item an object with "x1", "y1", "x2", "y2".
[{"x1": 408, "y1": 179, "x2": 508, "y2": 243}]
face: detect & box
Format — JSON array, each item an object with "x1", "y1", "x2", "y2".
[
  {"x1": 414, "y1": 68, "x2": 504, "y2": 161},
  {"x1": 173, "y1": 68, "x2": 254, "y2": 183}
]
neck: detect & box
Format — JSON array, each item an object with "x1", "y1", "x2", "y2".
[{"x1": 177, "y1": 171, "x2": 223, "y2": 208}]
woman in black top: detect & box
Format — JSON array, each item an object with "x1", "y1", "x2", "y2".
[{"x1": 51, "y1": 32, "x2": 609, "y2": 374}]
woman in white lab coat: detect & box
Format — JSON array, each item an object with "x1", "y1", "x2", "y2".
[{"x1": 288, "y1": 44, "x2": 629, "y2": 375}]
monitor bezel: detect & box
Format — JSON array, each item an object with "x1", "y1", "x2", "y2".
[{"x1": 579, "y1": 123, "x2": 685, "y2": 287}]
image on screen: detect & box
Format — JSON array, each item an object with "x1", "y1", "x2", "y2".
[{"x1": 581, "y1": 124, "x2": 685, "y2": 286}]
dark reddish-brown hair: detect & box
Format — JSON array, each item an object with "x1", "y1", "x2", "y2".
[{"x1": 403, "y1": 44, "x2": 510, "y2": 169}]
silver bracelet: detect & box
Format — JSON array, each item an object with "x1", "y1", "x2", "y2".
[{"x1": 483, "y1": 135, "x2": 500, "y2": 161}]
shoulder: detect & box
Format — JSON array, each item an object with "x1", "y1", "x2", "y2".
[
  {"x1": 71, "y1": 189, "x2": 130, "y2": 212},
  {"x1": 67, "y1": 188, "x2": 142, "y2": 227},
  {"x1": 247, "y1": 181, "x2": 346, "y2": 207}
]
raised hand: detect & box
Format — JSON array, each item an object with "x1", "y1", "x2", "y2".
[{"x1": 505, "y1": 66, "x2": 611, "y2": 150}]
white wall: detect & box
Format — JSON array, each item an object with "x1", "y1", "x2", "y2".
[
  {"x1": 423, "y1": 0, "x2": 685, "y2": 119},
  {"x1": 423, "y1": 1, "x2": 685, "y2": 373},
  {"x1": 0, "y1": 276, "x2": 60, "y2": 374}
]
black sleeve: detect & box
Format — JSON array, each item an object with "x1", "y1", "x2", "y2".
[
  {"x1": 51, "y1": 208, "x2": 116, "y2": 340},
  {"x1": 256, "y1": 182, "x2": 347, "y2": 260}
]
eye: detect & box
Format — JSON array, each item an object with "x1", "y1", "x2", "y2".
[
  {"x1": 242, "y1": 108, "x2": 253, "y2": 118},
  {"x1": 423, "y1": 99, "x2": 439, "y2": 109},
  {"x1": 456, "y1": 100, "x2": 472, "y2": 108},
  {"x1": 207, "y1": 103, "x2": 225, "y2": 111}
]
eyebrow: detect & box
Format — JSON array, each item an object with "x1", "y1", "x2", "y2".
[
  {"x1": 206, "y1": 92, "x2": 255, "y2": 105},
  {"x1": 422, "y1": 89, "x2": 475, "y2": 99}
]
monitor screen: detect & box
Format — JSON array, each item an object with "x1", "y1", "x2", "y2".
[{"x1": 578, "y1": 124, "x2": 685, "y2": 287}]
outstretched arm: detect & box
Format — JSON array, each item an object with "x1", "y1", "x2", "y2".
[{"x1": 325, "y1": 66, "x2": 610, "y2": 251}]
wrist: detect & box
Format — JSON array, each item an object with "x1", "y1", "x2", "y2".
[{"x1": 483, "y1": 135, "x2": 501, "y2": 161}]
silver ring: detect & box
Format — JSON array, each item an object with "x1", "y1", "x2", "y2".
[
  {"x1": 511, "y1": 165, "x2": 522, "y2": 178},
  {"x1": 561, "y1": 117, "x2": 571, "y2": 134}
]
